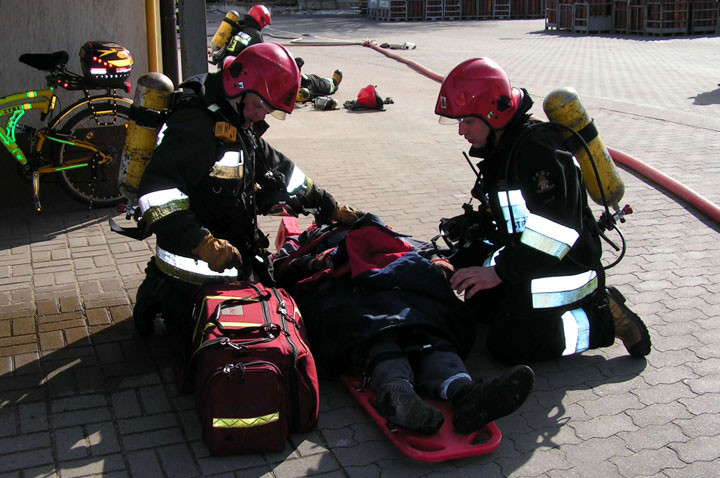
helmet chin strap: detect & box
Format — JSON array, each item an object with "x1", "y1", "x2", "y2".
[
  {"x1": 474, "y1": 125, "x2": 498, "y2": 158},
  {"x1": 226, "y1": 94, "x2": 249, "y2": 127}
]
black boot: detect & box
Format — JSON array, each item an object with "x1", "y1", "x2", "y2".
[
  {"x1": 133, "y1": 273, "x2": 163, "y2": 336},
  {"x1": 375, "y1": 383, "x2": 444, "y2": 435},
  {"x1": 606, "y1": 286, "x2": 651, "y2": 357},
  {"x1": 452, "y1": 365, "x2": 534, "y2": 434}
]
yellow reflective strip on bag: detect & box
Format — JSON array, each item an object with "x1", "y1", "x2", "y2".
[
  {"x1": 216, "y1": 321, "x2": 259, "y2": 327},
  {"x1": 212, "y1": 412, "x2": 280, "y2": 428},
  {"x1": 200, "y1": 295, "x2": 262, "y2": 308}
]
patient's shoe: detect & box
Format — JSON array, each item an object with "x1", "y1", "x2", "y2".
[
  {"x1": 375, "y1": 383, "x2": 444, "y2": 435},
  {"x1": 452, "y1": 365, "x2": 534, "y2": 434},
  {"x1": 332, "y1": 69, "x2": 343, "y2": 87},
  {"x1": 296, "y1": 87, "x2": 310, "y2": 103},
  {"x1": 606, "y1": 286, "x2": 651, "y2": 357}
]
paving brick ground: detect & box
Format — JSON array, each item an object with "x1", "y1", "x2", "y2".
[{"x1": 1, "y1": 10, "x2": 719, "y2": 478}]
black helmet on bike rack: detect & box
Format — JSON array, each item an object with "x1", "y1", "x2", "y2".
[{"x1": 79, "y1": 41, "x2": 133, "y2": 88}]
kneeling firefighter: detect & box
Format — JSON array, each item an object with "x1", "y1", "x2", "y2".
[
  {"x1": 131, "y1": 43, "x2": 353, "y2": 336},
  {"x1": 434, "y1": 57, "x2": 651, "y2": 364}
]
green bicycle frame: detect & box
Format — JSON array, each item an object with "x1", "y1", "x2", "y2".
[{"x1": 0, "y1": 88, "x2": 55, "y2": 165}]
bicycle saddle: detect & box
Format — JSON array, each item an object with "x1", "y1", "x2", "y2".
[{"x1": 19, "y1": 51, "x2": 70, "y2": 72}]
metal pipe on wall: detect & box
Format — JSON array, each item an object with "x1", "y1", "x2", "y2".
[
  {"x1": 160, "y1": 0, "x2": 180, "y2": 86},
  {"x1": 145, "y1": 0, "x2": 162, "y2": 72}
]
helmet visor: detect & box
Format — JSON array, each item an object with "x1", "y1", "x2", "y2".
[
  {"x1": 438, "y1": 115, "x2": 459, "y2": 125},
  {"x1": 252, "y1": 92, "x2": 287, "y2": 121},
  {"x1": 269, "y1": 109, "x2": 287, "y2": 121},
  {"x1": 229, "y1": 92, "x2": 287, "y2": 122}
]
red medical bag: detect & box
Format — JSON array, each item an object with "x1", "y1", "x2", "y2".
[{"x1": 188, "y1": 281, "x2": 319, "y2": 455}]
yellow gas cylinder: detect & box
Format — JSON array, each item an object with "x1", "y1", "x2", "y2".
[
  {"x1": 542, "y1": 87, "x2": 624, "y2": 210},
  {"x1": 118, "y1": 72, "x2": 174, "y2": 202},
  {"x1": 210, "y1": 10, "x2": 240, "y2": 52}
]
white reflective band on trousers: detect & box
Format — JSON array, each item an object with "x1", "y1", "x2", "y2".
[
  {"x1": 155, "y1": 245, "x2": 238, "y2": 285},
  {"x1": 531, "y1": 270, "x2": 598, "y2": 309},
  {"x1": 521, "y1": 213, "x2": 579, "y2": 259},
  {"x1": 561, "y1": 308, "x2": 591, "y2": 355}
]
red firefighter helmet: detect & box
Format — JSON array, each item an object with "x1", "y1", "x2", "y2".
[
  {"x1": 222, "y1": 43, "x2": 300, "y2": 115},
  {"x1": 248, "y1": 5, "x2": 272, "y2": 28},
  {"x1": 435, "y1": 57, "x2": 523, "y2": 130}
]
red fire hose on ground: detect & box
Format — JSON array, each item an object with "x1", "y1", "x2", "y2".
[
  {"x1": 607, "y1": 147, "x2": 720, "y2": 223},
  {"x1": 362, "y1": 41, "x2": 720, "y2": 225}
]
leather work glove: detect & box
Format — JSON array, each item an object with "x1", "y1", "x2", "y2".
[
  {"x1": 191, "y1": 234, "x2": 242, "y2": 273},
  {"x1": 334, "y1": 204, "x2": 365, "y2": 225},
  {"x1": 306, "y1": 186, "x2": 338, "y2": 225}
]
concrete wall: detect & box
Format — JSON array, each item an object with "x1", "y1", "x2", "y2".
[{"x1": 0, "y1": 0, "x2": 148, "y2": 111}]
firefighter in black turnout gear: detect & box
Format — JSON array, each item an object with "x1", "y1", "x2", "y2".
[
  {"x1": 209, "y1": 5, "x2": 270, "y2": 66},
  {"x1": 132, "y1": 43, "x2": 342, "y2": 336},
  {"x1": 435, "y1": 58, "x2": 651, "y2": 364}
]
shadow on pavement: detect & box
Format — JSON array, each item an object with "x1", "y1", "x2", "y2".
[
  {"x1": 0, "y1": 320, "x2": 340, "y2": 476},
  {"x1": 691, "y1": 87, "x2": 720, "y2": 106}
]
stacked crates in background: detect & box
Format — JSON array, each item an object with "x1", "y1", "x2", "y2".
[
  {"x1": 368, "y1": 0, "x2": 551, "y2": 19},
  {"x1": 407, "y1": 0, "x2": 426, "y2": 18},
  {"x1": 546, "y1": 0, "x2": 560, "y2": 27},
  {"x1": 425, "y1": 0, "x2": 444, "y2": 18},
  {"x1": 366, "y1": 0, "x2": 718, "y2": 27},
  {"x1": 367, "y1": 0, "x2": 408, "y2": 20},
  {"x1": 574, "y1": 1, "x2": 613, "y2": 31},
  {"x1": 445, "y1": 0, "x2": 463, "y2": 18},
  {"x1": 646, "y1": 1, "x2": 688, "y2": 34},
  {"x1": 688, "y1": 0, "x2": 718, "y2": 32},
  {"x1": 493, "y1": 0, "x2": 512, "y2": 17},
  {"x1": 546, "y1": 0, "x2": 718, "y2": 34},
  {"x1": 547, "y1": 0, "x2": 613, "y2": 32},
  {"x1": 462, "y1": 0, "x2": 506, "y2": 17},
  {"x1": 526, "y1": 0, "x2": 549, "y2": 17}
]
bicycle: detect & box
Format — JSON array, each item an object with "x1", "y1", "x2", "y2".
[{"x1": 0, "y1": 41, "x2": 134, "y2": 213}]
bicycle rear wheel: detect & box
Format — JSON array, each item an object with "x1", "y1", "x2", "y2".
[{"x1": 54, "y1": 101, "x2": 131, "y2": 208}]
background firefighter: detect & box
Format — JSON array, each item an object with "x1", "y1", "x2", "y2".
[
  {"x1": 208, "y1": 4, "x2": 343, "y2": 105},
  {"x1": 434, "y1": 57, "x2": 652, "y2": 365},
  {"x1": 132, "y1": 43, "x2": 342, "y2": 336},
  {"x1": 208, "y1": 4, "x2": 272, "y2": 64}
]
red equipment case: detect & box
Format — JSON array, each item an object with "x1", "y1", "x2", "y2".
[{"x1": 188, "y1": 281, "x2": 319, "y2": 455}]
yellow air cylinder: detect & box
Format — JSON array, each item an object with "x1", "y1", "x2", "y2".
[
  {"x1": 210, "y1": 10, "x2": 240, "y2": 52},
  {"x1": 542, "y1": 87, "x2": 624, "y2": 210},
  {"x1": 118, "y1": 72, "x2": 175, "y2": 202}
]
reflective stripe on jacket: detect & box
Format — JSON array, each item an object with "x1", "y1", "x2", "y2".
[{"x1": 154, "y1": 245, "x2": 237, "y2": 285}]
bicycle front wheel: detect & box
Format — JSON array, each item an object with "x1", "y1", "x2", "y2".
[{"x1": 54, "y1": 101, "x2": 131, "y2": 208}]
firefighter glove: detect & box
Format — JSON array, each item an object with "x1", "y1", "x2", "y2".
[
  {"x1": 306, "y1": 186, "x2": 338, "y2": 225},
  {"x1": 334, "y1": 204, "x2": 365, "y2": 225},
  {"x1": 191, "y1": 234, "x2": 242, "y2": 273}
]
